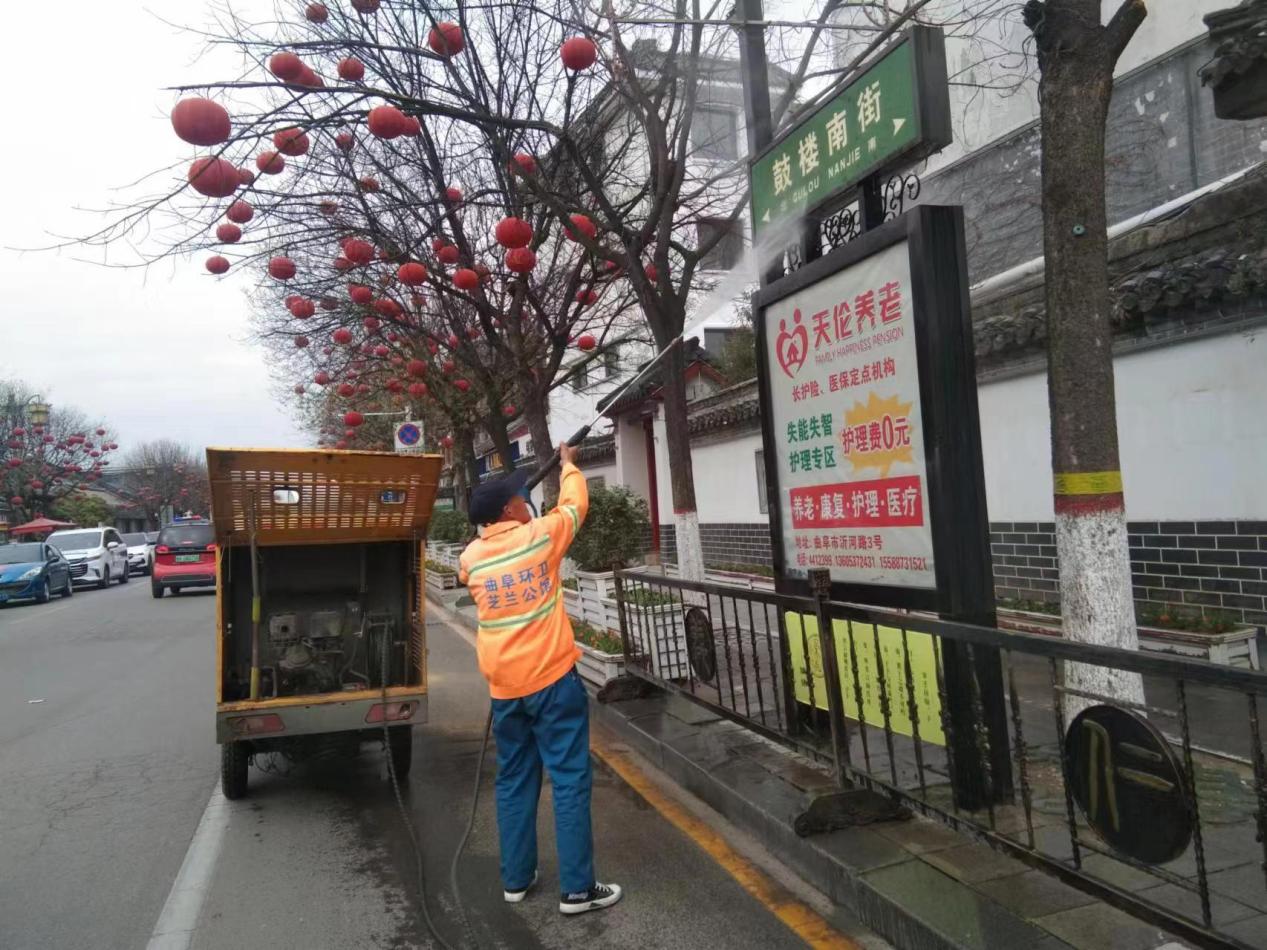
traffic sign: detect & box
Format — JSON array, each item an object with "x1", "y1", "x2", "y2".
[
  {"x1": 749, "y1": 26, "x2": 950, "y2": 241},
  {"x1": 394, "y1": 421, "x2": 424, "y2": 454}
]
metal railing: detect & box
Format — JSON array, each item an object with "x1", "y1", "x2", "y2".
[{"x1": 612, "y1": 569, "x2": 1267, "y2": 950}]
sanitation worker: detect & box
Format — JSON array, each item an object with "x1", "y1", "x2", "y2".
[{"x1": 458, "y1": 441, "x2": 623, "y2": 916}]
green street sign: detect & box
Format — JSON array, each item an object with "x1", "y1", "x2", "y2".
[{"x1": 750, "y1": 26, "x2": 950, "y2": 240}]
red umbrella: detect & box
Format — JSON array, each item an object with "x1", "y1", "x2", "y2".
[{"x1": 9, "y1": 516, "x2": 78, "y2": 538}]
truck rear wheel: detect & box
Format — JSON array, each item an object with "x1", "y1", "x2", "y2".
[
  {"x1": 222, "y1": 742, "x2": 249, "y2": 799},
  {"x1": 388, "y1": 726, "x2": 413, "y2": 779}
]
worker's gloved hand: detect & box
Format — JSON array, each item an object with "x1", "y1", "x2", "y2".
[{"x1": 559, "y1": 441, "x2": 579, "y2": 466}]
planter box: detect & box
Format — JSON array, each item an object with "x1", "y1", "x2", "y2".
[
  {"x1": 997, "y1": 608, "x2": 1261, "y2": 670},
  {"x1": 621, "y1": 600, "x2": 689, "y2": 680},
  {"x1": 575, "y1": 641, "x2": 624, "y2": 688},
  {"x1": 426, "y1": 569, "x2": 458, "y2": 591},
  {"x1": 575, "y1": 569, "x2": 618, "y2": 602}
]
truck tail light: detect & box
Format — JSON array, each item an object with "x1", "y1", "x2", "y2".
[
  {"x1": 156, "y1": 545, "x2": 170, "y2": 554},
  {"x1": 227, "y1": 713, "x2": 285, "y2": 735},
  {"x1": 366, "y1": 702, "x2": 415, "y2": 723}
]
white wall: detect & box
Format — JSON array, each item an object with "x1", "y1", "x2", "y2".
[
  {"x1": 691, "y1": 432, "x2": 767, "y2": 523},
  {"x1": 979, "y1": 328, "x2": 1267, "y2": 522}
]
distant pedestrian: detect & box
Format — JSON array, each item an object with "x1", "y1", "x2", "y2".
[{"x1": 459, "y1": 441, "x2": 622, "y2": 916}]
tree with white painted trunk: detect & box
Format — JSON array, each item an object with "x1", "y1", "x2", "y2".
[{"x1": 1023, "y1": 0, "x2": 1148, "y2": 706}]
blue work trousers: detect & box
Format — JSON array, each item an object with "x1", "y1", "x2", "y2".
[{"x1": 491, "y1": 668, "x2": 594, "y2": 897}]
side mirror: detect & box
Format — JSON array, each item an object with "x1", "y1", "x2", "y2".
[{"x1": 106, "y1": 541, "x2": 120, "y2": 550}]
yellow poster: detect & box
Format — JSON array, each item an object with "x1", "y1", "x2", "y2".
[{"x1": 784, "y1": 612, "x2": 944, "y2": 745}]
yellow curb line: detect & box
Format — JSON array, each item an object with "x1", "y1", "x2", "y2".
[{"x1": 589, "y1": 734, "x2": 861, "y2": 950}]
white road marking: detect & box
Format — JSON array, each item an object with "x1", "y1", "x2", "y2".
[{"x1": 146, "y1": 785, "x2": 231, "y2": 950}]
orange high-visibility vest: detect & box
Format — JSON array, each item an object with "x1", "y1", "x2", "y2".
[{"x1": 459, "y1": 462, "x2": 588, "y2": 699}]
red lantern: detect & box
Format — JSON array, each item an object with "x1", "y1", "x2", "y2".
[
  {"x1": 205, "y1": 255, "x2": 230, "y2": 275},
  {"x1": 408, "y1": 382, "x2": 428, "y2": 398},
  {"x1": 349, "y1": 284, "x2": 373, "y2": 305},
  {"x1": 404, "y1": 359, "x2": 426, "y2": 378},
  {"x1": 374, "y1": 344, "x2": 390, "y2": 357},
  {"x1": 335, "y1": 131, "x2": 355, "y2": 151},
  {"x1": 333, "y1": 256, "x2": 353, "y2": 271},
  {"x1": 344, "y1": 239, "x2": 375, "y2": 265},
  {"x1": 273, "y1": 127, "x2": 310, "y2": 156},
  {"x1": 315, "y1": 371, "x2": 331, "y2": 385},
  {"x1": 256, "y1": 151, "x2": 285, "y2": 175},
  {"x1": 442, "y1": 359, "x2": 455, "y2": 373},
  {"x1": 644, "y1": 262, "x2": 658, "y2": 282},
  {"x1": 576, "y1": 289, "x2": 598, "y2": 306},
  {"x1": 294, "y1": 335, "x2": 310, "y2": 348},
  {"x1": 289, "y1": 298, "x2": 315, "y2": 319},
  {"x1": 333, "y1": 328, "x2": 353, "y2": 345},
  {"x1": 216, "y1": 222, "x2": 242, "y2": 243},
  {"x1": 474, "y1": 263, "x2": 491, "y2": 282},
  {"x1": 505, "y1": 247, "x2": 537, "y2": 273},
  {"x1": 171, "y1": 98, "x2": 231, "y2": 146},
  {"x1": 187, "y1": 158, "x2": 240, "y2": 198},
  {"x1": 373, "y1": 298, "x2": 402, "y2": 319},
  {"x1": 428, "y1": 21, "x2": 464, "y2": 56},
  {"x1": 268, "y1": 256, "x2": 296, "y2": 280},
  {"x1": 561, "y1": 36, "x2": 598, "y2": 71},
  {"x1": 226, "y1": 200, "x2": 253, "y2": 223},
  {"x1": 435, "y1": 244, "x2": 458, "y2": 265},
  {"x1": 337, "y1": 57, "x2": 365, "y2": 82},
  {"x1": 445, "y1": 186, "x2": 463, "y2": 202},
  {"x1": 400, "y1": 115, "x2": 421, "y2": 137},
  {"x1": 577, "y1": 333, "x2": 597, "y2": 351},
  {"x1": 441, "y1": 435, "x2": 454, "y2": 449},
  {"x1": 344, "y1": 410, "x2": 365, "y2": 427},
  {"x1": 305, "y1": 2, "x2": 328, "y2": 23},
  {"x1": 337, "y1": 382, "x2": 355, "y2": 397},
  {"x1": 495, "y1": 217, "x2": 533, "y2": 249},
  {"x1": 318, "y1": 200, "x2": 339, "y2": 217},
  {"x1": 431, "y1": 238, "x2": 446, "y2": 254},
  {"x1": 454, "y1": 378, "x2": 471, "y2": 393},
  {"x1": 269, "y1": 52, "x2": 305, "y2": 82},
  {"x1": 368, "y1": 104, "x2": 410, "y2": 139},
  {"x1": 452, "y1": 268, "x2": 479, "y2": 290},
  {"x1": 9, "y1": 496, "x2": 22, "y2": 507},
  {"x1": 5, "y1": 459, "x2": 20, "y2": 469},
  {"x1": 510, "y1": 152, "x2": 537, "y2": 175},
  {"x1": 503, "y1": 405, "x2": 517, "y2": 418},
  {"x1": 566, "y1": 213, "x2": 597, "y2": 241},
  {"x1": 238, "y1": 168, "x2": 255, "y2": 187},
  {"x1": 350, "y1": 0, "x2": 379, "y2": 12},
  {"x1": 397, "y1": 262, "x2": 428, "y2": 285},
  {"x1": 359, "y1": 176, "x2": 381, "y2": 193}
]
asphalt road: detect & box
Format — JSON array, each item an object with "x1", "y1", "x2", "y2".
[{"x1": 0, "y1": 576, "x2": 884, "y2": 950}]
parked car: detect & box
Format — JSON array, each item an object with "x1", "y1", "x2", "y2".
[
  {"x1": 121, "y1": 532, "x2": 152, "y2": 576},
  {"x1": 46, "y1": 527, "x2": 131, "y2": 589},
  {"x1": 152, "y1": 521, "x2": 216, "y2": 598},
  {"x1": 0, "y1": 542, "x2": 74, "y2": 604}
]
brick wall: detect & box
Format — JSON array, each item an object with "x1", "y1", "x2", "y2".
[
  {"x1": 646, "y1": 522, "x2": 774, "y2": 569},
  {"x1": 921, "y1": 39, "x2": 1267, "y2": 283},
  {"x1": 992, "y1": 519, "x2": 1267, "y2": 626}
]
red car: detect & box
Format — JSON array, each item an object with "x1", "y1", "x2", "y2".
[{"x1": 151, "y1": 522, "x2": 217, "y2": 598}]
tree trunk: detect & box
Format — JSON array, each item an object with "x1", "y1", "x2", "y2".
[
  {"x1": 453, "y1": 429, "x2": 477, "y2": 512},
  {"x1": 483, "y1": 414, "x2": 515, "y2": 475},
  {"x1": 1028, "y1": 0, "x2": 1147, "y2": 707},
  {"x1": 520, "y1": 389, "x2": 559, "y2": 507},
  {"x1": 657, "y1": 342, "x2": 705, "y2": 581}
]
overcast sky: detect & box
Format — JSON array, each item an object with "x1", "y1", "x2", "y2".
[{"x1": 1, "y1": 1, "x2": 305, "y2": 457}]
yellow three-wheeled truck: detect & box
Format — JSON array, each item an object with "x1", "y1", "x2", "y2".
[{"x1": 207, "y1": 447, "x2": 443, "y2": 799}]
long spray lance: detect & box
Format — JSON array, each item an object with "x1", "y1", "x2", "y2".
[{"x1": 523, "y1": 333, "x2": 687, "y2": 491}]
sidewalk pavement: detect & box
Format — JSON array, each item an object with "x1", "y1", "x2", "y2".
[{"x1": 427, "y1": 587, "x2": 1196, "y2": 950}]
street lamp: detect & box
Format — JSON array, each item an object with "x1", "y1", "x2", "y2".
[{"x1": 26, "y1": 397, "x2": 50, "y2": 428}]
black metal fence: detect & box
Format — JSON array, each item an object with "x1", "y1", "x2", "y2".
[{"x1": 612, "y1": 568, "x2": 1267, "y2": 950}]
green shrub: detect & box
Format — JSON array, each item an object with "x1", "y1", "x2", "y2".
[
  {"x1": 568, "y1": 485, "x2": 649, "y2": 573},
  {"x1": 428, "y1": 507, "x2": 472, "y2": 544},
  {"x1": 425, "y1": 559, "x2": 457, "y2": 576},
  {"x1": 571, "y1": 619, "x2": 624, "y2": 654}
]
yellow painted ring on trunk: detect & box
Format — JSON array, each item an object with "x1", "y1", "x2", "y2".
[{"x1": 1054, "y1": 470, "x2": 1123, "y2": 495}]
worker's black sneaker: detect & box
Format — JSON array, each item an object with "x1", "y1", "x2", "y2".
[
  {"x1": 504, "y1": 870, "x2": 538, "y2": 904},
  {"x1": 559, "y1": 882, "x2": 622, "y2": 915}
]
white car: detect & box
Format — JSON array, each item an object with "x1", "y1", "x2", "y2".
[
  {"x1": 121, "y1": 532, "x2": 152, "y2": 575},
  {"x1": 45, "y1": 527, "x2": 131, "y2": 589}
]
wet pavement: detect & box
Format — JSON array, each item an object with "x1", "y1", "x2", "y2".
[{"x1": 0, "y1": 577, "x2": 883, "y2": 949}]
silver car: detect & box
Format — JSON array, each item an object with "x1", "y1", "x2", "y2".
[
  {"x1": 121, "y1": 532, "x2": 152, "y2": 576},
  {"x1": 45, "y1": 527, "x2": 131, "y2": 589}
]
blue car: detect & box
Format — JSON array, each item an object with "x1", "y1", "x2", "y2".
[{"x1": 0, "y1": 542, "x2": 74, "y2": 605}]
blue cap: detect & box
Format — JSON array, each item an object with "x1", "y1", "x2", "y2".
[{"x1": 468, "y1": 468, "x2": 532, "y2": 525}]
